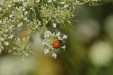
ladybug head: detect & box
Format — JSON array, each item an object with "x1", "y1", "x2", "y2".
[{"x1": 58, "y1": 40, "x2": 61, "y2": 43}]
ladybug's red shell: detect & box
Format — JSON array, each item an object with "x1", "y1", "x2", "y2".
[{"x1": 52, "y1": 40, "x2": 61, "y2": 49}]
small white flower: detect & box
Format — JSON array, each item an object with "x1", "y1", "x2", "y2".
[
  {"x1": 24, "y1": 11, "x2": 28, "y2": 15},
  {"x1": 44, "y1": 48, "x2": 49, "y2": 54},
  {"x1": 13, "y1": 47, "x2": 16, "y2": 49},
  {"x1": 64, "y1": 4, "x2": 69, "y2": 8},
  {"x1": 61, "y1": 2, "x2": 65, "y2": 4},
  {"x1": 58, "y1": 36, "x2": 62, "y2": 40},
  {"x1": 63, "y1": 34, "x2": 67, "y2": 39},
  {"x1": 22, "y1": 7, "x2": 25, "y2": 11},
  {"x1": 0, "y1": 38, "x2": 4, "y2": 41},
  {"x1": 44, "y1": 31, "x2": 52, "y2": 38},
  {"x1": 17, "y1": 22, "x2": 23, "y2": 27},
  {"x1": 23, "y1": 2, "x2": 27, "y2": 7},
  {"x1": 8, "y1": 4, "x2": 12, "y2": 7},
  {"x1": 38, "y1": 21, "x2": 41, "y2": 25},
  {"x1": 36, "y1": 0, "x2": 40, "y2": 2},
  {"x1": 17, "y1": 38, "x2": 20, "y2": 41},
  {"x1": 53, "y1": 22, "x2": 57, "y2": 27},
  {"x1": 30, "y1": 8, "x2": 33, "y2": 10},
  {"x1": 13, "y1": 52, "x2": 16, "y2": 55},
  {"x1": 4, "y1": 41, "x2": 9, "y2": 46},
  {"x1": 11, "y1": 20, "x2": 15, "y2": 22},
  {"x1": 75, "y1": 0, "x2": 80, "y2": 4},
  {"x1": 48, "y1": 0, "x2": 52, "y2": 3},
  {"x1": 26, "y1": 53, "x2": 29, "y2": 56},
  {"x1": 9, "y1": 14, "x2": 13, "y2": 18},
  {"x1": 52, "y1": 53, "x2": 57, "y2": 58},
  {"x1": 61, "y1": 45, "x2": 66, "y2": 50},
  {"x1": 56, "y1": 32, "x2": 61, "y2": 37},
  {"x1": 8, "y1": 35, "x2": 13, "y2": 39},
  {"x1": 42, "y1": 41, "x2": 47, "y2": 45}
]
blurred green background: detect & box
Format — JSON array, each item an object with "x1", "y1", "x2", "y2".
[{"x1": 1, "y1": 0, "x2": 113, "y2": 75}]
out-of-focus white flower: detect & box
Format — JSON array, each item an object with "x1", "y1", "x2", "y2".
[
  {"x1": 9, "y1": 14, "x2": 13, "y2": 18},
  {"x1": 8, "y1": 35, "x2": 13, "y2": 39},
  {"x1": 75, "y1": 20, "x2": 100, "y2": 43},
  {"x1": 22, "y1": 7, "x2": 25, "y2": 11},
  {"x1": 8, "y1": 50, "x2": 12, "y2": 53},
  {"x1": 17, "y1": 37, "x2": 20, "y2": 41},
  {"x1": 22, "y1": 2, "x2": 27, "y2": 7},
  {"x1": 53, "y1": 22, "x2": 57, "y2": 27},
  {"x1": 89, "y1": 41, "x2": 113, "y2": 67},
  {"x1": 44, "y1": 48, "x2": 49, "y2": 54},
  {"x1": 4, "y1": 41, "x2": 9, "y2": 46},
  {"x1": 56, "y1": 32, "x2": 60, "y2": 37},
  {"x1": 24, "y1": 11, "x2": 28, "y2": 15},
  {"x1": 48, "y1": 0, "x2": 52, "y2": 3},
  {"x1": 75, "y1": 0, "x2": 80, "y2": 4},
  {"x1": 55, "y1": 32, "x2": 63, "y2": 40},
  {"x1": 8, "y1": 4, "x2": 12, "y2": 8},
  {"x1": 17, "y1": 22, "x2": 23, "y2": 27},
  {"x1": 25, "y1": 53, "x2": 29, "y2": 56},
  {"x1": 44, "y1": 31, "x2": 52, "y2": 38},
  {"x1": 52, "y1": 53, "x2": 57, "y2": 58},
  {"x1": 61, "y1": 45, "x2": 66, "y2": 50},
  {"x1": 0, "y1": 37, "x2": 4, "y2": 41},
  {"x1": 63, "y1": 34, "x2": 67, "y2": 39},
  {"x1": 36, "y1": 0, "x2": 40, "y2": 2},
  {"x1": 61, "y1": 2, "x2": 65, "y2": 4},
  {"x1": 64, "y1": 4, "x2": 69, "y2": 8},
  {"x1": 58, "y1": 36, "x2": 62, "y2": 40}
]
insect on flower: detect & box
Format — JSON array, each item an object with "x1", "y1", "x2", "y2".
[{"x1": 52, "y1": 40, "x2": 61, "y2": 49}]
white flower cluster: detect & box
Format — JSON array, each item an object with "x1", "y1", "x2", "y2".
[
  {"x1": 42, "y1": 31, "x2": 67, "y2": 58},
  {"x1": 13, "y1": 37, "x2": 32, "y2": 57},
  {"x1": 0, "y1": 18, "x2": 14, "y2": 52}
]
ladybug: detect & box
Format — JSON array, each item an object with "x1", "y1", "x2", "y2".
[{"x1": 52, "y1": 40, "x2": 61, "y2": 49}]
